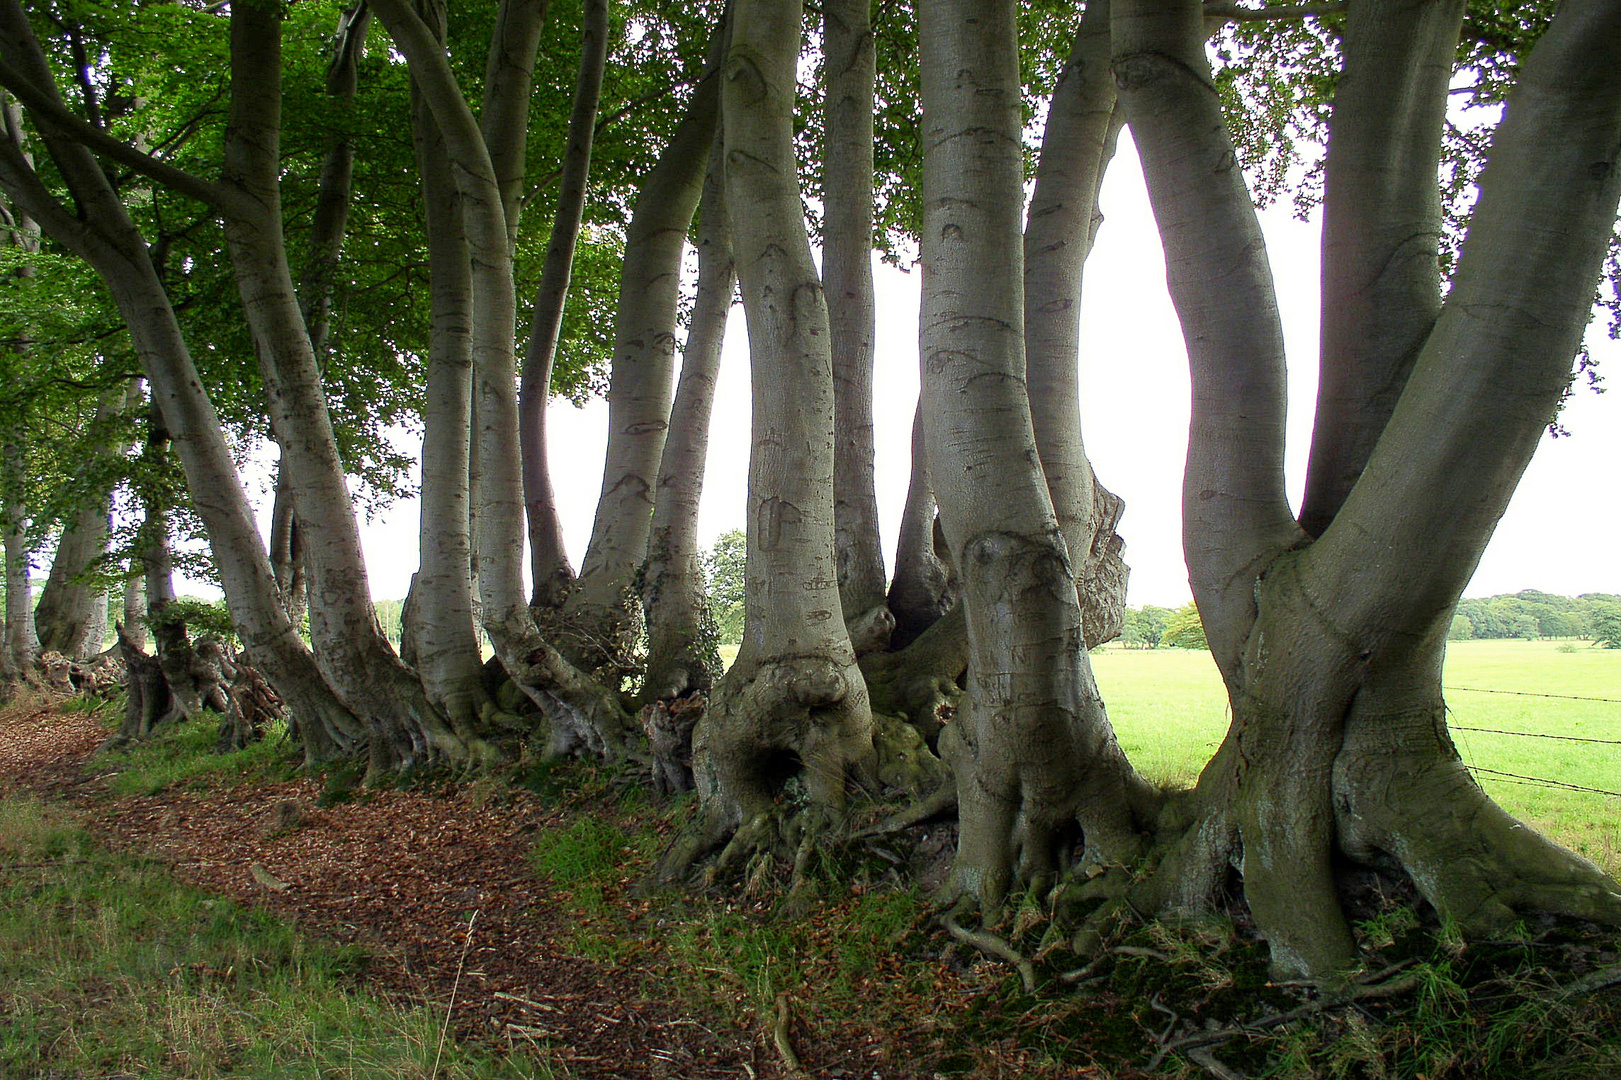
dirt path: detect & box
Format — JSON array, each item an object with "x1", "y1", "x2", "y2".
[{"x1": 0, "y1": 704, "x2": 786, "y2": 1080}]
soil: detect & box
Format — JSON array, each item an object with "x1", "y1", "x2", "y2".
[{"x1": 0, "y1": 701, "x2": 1073, "y2": 1080}]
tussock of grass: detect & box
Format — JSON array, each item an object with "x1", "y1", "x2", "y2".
[
  {"x1": 0, "y1": 795, "x2": 546, "y2": 1080},
  {"x1": 94, "y1": 717, "x2": 301, "y2": 797}
]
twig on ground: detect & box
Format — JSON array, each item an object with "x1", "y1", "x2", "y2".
[
  {"x1": 944, "y1": 911, "x2": 1039, "y2": 994},
  {"x1": 1114, "y1": 945, "x2": 1173, "y2": 961},
  {"x1": 432, "y1": 910, "x2": 479, "y2": 1079},
  {"x1": 492, "y1": 990, "x2": 563, "y2": 1013}
]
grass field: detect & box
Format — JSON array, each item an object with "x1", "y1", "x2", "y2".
[{"x1": 1094, "y1": 638, "x2": 1621, "y2": 874}]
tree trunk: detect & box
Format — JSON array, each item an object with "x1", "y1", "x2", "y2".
[
  {"x1": 1023, "y1": 0, "x2": 1129, "y2": 649},
  {"x1": 264, "y1": 3, "x2": 373, "y2": 630},
  {"x1": 1116, "y1": 0, "x2": 1621, "y2": 982},
  {"x1": 640, "y1": 134, "x2": 732, "y2": 708},
  {"x1": 119, "y1": 565, "x2": 145, "y2": 652},
  {"x1": 406, "y1": 0, "x2": 492, "y2": 741},
  {"x1": 139, "y1": 394, "x2": 210, "y2": 729},
  {"x1": 1, "y1": 436, "x2": 36, "y2": 676},
  {"x1": 519, "y1": 0, "x2": 607, "y2": 609},
  {"x1": 658, "y1": 0, "x2": 877, "y2": 882},
  {"x1": 919, "y1": 0, "x2": 1155, "y2": 912},
  {"x1": 562, "y1": 44, "x2": 723, "y2": 679},
  {"x1": 1298, "y1": 0, "x2": 1460, "y2": 537},
  {"x1": 885, "y1": 401, "x2": 954, "y2": 649},
  {"x1": 266, "y1": 470, "x2": 306, "y2": 626},
  {"x1": 34, "y1": 378, "x2": 124, "y2": 659},
  {"x1": 823, "y1": 0, "x2": 889, "y2": 654}
]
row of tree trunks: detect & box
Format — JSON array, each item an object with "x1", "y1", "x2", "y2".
[
  {"x1": 0, "y1": 0, "x2": 370, "y2": 765},
  {"x1": 369, "y1": 0, "x2": 640, "y2": 760}
]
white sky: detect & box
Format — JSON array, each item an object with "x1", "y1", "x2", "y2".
[{"x1": 327, "y1": 131, "x2": 1621, "y2": 609}]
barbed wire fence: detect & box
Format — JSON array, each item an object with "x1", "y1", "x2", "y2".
[{"x1": 1446, "y1": 684, "x2": 1621, "y2": 799}]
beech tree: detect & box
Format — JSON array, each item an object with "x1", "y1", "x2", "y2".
[{"x1": 1112, "y1": 0, "x2": 1621, "y2": 979}]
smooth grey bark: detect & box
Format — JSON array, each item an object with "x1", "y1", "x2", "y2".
[
  {"x1": 563, "y1": 45, "x2": 723, "y2": 675},
  {"x1": 1023, "y1": 0, "x2": 1129, "y2": 649},
  {"x1": 823, "y1": 0, "x2": 889, "y2": 654},
  {"x1": 120, "y1": 564, "x2": 145, "y2": 651},
  {"x1": 640, "y1": 135, "x2": 732, "y2": 707},
  {"x1": 267, "y1": 2, "x2": 374, "y2": 623},
  {"x1": 133, "y1": 395, "x2": 212, "y2": 727},
  {"x1": 406, "y1": 0, "x2": 487, "y2": 737},
  {"x1": 519, "y1": 0, "x2": 607, "y2": 609},
  {"x1": 1116, "y1": 0, "x2": 1621, "y2": 982},
  {"x1": 884, "y1": 400, "x2": 954, "y2": 649},
  {"x1": 0, "y1": 91, "x2": 36, "y2": 677},
  {"x1": 33, "y1": 378, "x2": 125, "y2": 659},
  {"x1": 478, "y1": 0, "x2": 550, "y2": 255},
  {"x1": 267, "y1": 467, "x2": 306, "y2": 627},
  {"x1": 1299, "y1": 0, "x2": 1459, "y2": 537},
  {"x1": 0, "y1": 3, "x2": 363, "y2": 764},
  {"x1": 659, "y1": 0, "x2": 877, "y2": 881},
  {"x1": 371, "y1": 0, "x2": 638, "y2": 759},
  {"x1": 918, "y1": 0, "x2": 1154, "y2": 911}
]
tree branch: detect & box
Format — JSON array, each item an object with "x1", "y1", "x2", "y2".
[
  {"x1": 1202, "y1": 0, "x2": 1346, "y2": 23},
  {"x1": 0, "y1": 57, "x2": 234, "y2": 215}
]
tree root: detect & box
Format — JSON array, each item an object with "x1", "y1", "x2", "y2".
[
  {"x1": 1143, "y1": 964, "x2": 1420, "y2": 1074},
  {"x1": 943, "y1": 904, "x2": 1037, "y2": 994},
  {"x1": 771, "y1": 993, "x2": 809, "y2": 1078},
  {"x1": 852, "y1": 778, "x2": 957, "y2": 839}
]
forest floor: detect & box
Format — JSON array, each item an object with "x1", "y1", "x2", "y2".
[{"x1": 3, "y1": 691, "x2": 1620, "y2": 1080}]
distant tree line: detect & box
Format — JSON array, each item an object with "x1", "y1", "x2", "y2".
[
  {"x1": 1447, "y1": 591, "x2": 1621, "y2": 644},
  {"x1": 1109, "y1": 591, "x2": 1621, "y2": 651}
]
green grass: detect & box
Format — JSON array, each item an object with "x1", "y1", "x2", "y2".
[
  {"x1": 0, "y1": 796, "x2": 551, "y2": 1080},
  {"x1": 95, "y1": 717, "x2": 303, "y2": 797},
  {"x1": 1093, "y1": 638, "x2": 1621, "y2": 873}
]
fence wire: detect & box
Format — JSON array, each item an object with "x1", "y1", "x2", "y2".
[{"x1": 1445, "y1": 682, "x2": 1619, "y2": 798}]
